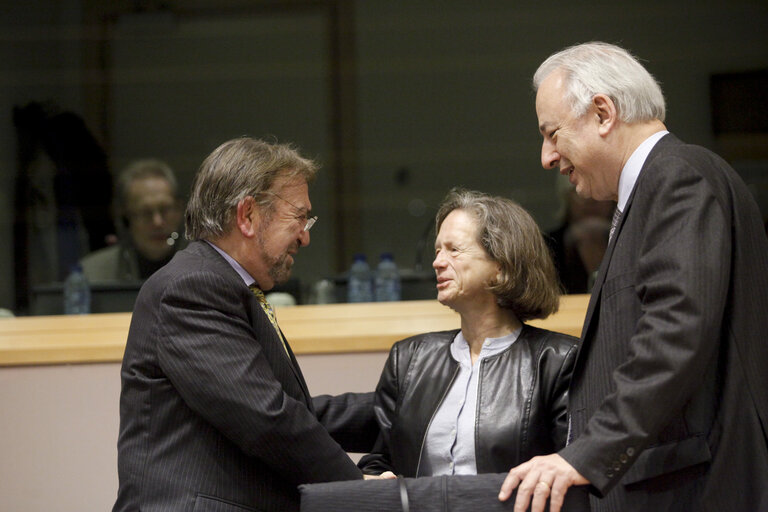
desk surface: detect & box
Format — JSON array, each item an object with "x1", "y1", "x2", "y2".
[{"x1": 0, "y1": 296, "x2": 589, "y2": 367}]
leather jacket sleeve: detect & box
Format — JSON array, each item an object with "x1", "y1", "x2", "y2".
[
  {"x1": 312, "y1": 392, "x2": 378, "y2": 454},
  {"x1": 546, "y1": 340, "x2": 578, "y2": 450},
  {"x1": 358, "y1": 341, "x2": 402, "y2": 474}
]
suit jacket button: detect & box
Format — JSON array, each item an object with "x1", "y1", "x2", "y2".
[
  {"x1": 619, "y1": 454, "x2": 628, "y2": 463},
  {"x1": 626, "y1": 447, "x2": 635, "y2": 456},
  {"x1": 613, "y1": 463, "x2": 621, "y2": 471},
  {"x1": 606, "y1": 470, "x2": 614, "y2": 478}
]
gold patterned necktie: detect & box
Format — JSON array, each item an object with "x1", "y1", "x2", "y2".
[{"x1": 249, "y1": 285, "x2": 290, "y2": 357}]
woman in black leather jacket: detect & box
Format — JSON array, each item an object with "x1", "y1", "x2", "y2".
[{"x1": 359, "y1": 188, "x2": 578, "y2": 478}]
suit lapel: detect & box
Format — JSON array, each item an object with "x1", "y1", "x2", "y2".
[
  {"x1": 578, "y1": 204, "x2": 624, "y2": 343},
  {"x1": 577, "y1": 161, "x2": 647, "y2": 348},
  {"x1": 251, "y1": 297, "x2": 318, "y2": 412},
  {"x1": 279, "y1": 325, "x2": 314, "y2": 411},
  {"x1": 197, "y1": 241, "x2": 314, "y2": 406},
  {"x1": 576, "y1": 135, "x2": 679, "y2": 346}
]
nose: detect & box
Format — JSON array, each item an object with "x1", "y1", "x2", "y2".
[
  {"x1": 541, "y1": 139, "x2": 560, "y2": 170},
  {"x1": 298, "y1": 229, "x2": 310, "y2": 247},
  {"x1": 151, "y1": 211, "x2": 165, "y2": 226},
  {"x1": 432, "y1": 251, "x2": 446, "y2": 270}
]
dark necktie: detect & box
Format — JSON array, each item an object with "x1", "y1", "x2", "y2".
[
  {"x1": 609, "y1": 207, "x2": 623, "y2": 242},
  {"x1": 249, "y1": 285, "x2": 290, "y2": 357}
]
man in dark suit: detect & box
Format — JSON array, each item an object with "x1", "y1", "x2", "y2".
[
  {"x1": 499, "y1": 42, "x2": 768, "y2": 512},
  {"x1": 113, "y1": 138, "x2": 383, "y2": 512}
]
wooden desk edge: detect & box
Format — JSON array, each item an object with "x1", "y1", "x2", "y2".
[{"x1": 0, "y1": 296, "x2": 589, "y2": 367}]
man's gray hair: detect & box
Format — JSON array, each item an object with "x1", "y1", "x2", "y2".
[
  {"x1": 533, "y1": 41, "x2": 666, "y2": 123},
  {"x1": 185, "y1": 137, "x2": 317, "y2": 241}
]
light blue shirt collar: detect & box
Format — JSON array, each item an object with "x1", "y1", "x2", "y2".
[
  {"x1": 616, "y1": 130, "x2": 668, "y2": 212},
  {"x1": 204, "y1": 240, "x2": 256, "y2": 287},
  {"x1": 450, "y1": 327, "x2": 522, "y2": 365}
]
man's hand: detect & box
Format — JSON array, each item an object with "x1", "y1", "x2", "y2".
[
  {"x1": 363, "y1": 471, "x2": 397, "y2": 480},
  {"x1": 498, "y1": 454, "x2": 588, "y2": 512}
]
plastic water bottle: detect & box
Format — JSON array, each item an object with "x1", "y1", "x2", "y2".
[
  {"x1": 313, "y1": 279, "x2": 336, "y2": 304},
  {"x1": 347, "y1": 254, "x2": 374, "y2": 303},
  {"x1": 375, "y1": 252, "x2": 401, "y2": 302},
  {"x1": 64, "y1": 264, "x2": 91, "y2": 314}
]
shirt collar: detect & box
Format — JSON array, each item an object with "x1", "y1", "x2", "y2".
[
  {"x1": 204, "y1": 240, "x2": 256, "y2": 287},
  {"x1": 616, "y1": 130, "x2": 668, "y2": 211},
  {"x1": 450, "y1": 327, "x2": 523, "y2": 365}
]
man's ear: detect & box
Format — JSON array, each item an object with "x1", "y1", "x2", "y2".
[
  {"x1": 593, "y1": 93, "x2": 617, "y2": 136},
  {"x1": 236, "y1": 196, "x2": 259, "y2": 238}
]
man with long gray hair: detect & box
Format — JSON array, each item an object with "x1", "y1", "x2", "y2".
[
  {"x1": 114, "y1": 137, "x2": 382, "y2": 512},
  {"x1": 499, "y1": 42, "x2": 768, "y2": 512}
]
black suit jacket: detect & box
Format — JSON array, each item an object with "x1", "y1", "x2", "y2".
[
  {"x1": 560, "y1": 134, "x2": 768, "y2": 511},
  {"x1": 113, "y1": 241, "x2": 375, "y2": 512}
]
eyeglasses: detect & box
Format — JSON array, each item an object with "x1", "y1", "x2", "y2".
[
  {"x1": 262, "y1": 192, "x2": 318, "y2": 232},
  {"x1": 128, "y1": 203, "x2": 180, "y2": 224}
]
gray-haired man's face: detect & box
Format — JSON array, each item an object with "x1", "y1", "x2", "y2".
[{"x1": 250, "y1": 177, "x2": 311, "y2": 290}]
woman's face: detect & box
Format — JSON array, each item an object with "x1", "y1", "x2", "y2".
[{"x1": 433, "y1": 209, "x2": 500, "y2": 309}]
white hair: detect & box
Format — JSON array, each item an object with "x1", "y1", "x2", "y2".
[{"x1": 533, "y1": 41, "x2": 666, "y2": 123}]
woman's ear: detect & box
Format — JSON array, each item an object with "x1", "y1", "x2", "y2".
[
  {"x1": 236, "y1": 196, "x2": 259, "y2": 238},
  {"x1": 593, "y1": 93, "x2": 618, "y2": 136},
  {"x1": 494, "y1": 263, "x2": 504, "y2": 286}
]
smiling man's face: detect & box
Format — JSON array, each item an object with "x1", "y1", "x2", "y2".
[
  {"x1": 251, "y1": 177, "x2": 312, "y2": 290},
  {"x1": 536, "y1": 70, "x2": 619, "y2": 202}
]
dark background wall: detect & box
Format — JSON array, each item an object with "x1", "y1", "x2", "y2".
[{"x1": 1, "y1": 0, "x2": 767, "y2": 313}]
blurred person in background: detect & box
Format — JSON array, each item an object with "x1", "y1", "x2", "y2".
[
  {"x1": 81, "y1": 159, "x2": 186, "y2": 282},
  {"x1": 546, "y1": 174, "x2": 615, "y2": 293}
]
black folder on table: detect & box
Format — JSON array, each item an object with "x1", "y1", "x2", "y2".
[{"x1": 300, "y1": 473, "x2": 590, "y2": 512}]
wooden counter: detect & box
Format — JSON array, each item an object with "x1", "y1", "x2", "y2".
[{"x1": 0, "y1": 295, "x2": 589, "y2": 367}]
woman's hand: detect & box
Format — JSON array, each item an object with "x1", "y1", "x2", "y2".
[{"x1": 363, "y1": 471, "x2": 397, "y2": 480}]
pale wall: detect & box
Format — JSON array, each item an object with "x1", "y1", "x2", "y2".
[{"x1": 0, "y1": 351, "x2": 389, "y2": 512}]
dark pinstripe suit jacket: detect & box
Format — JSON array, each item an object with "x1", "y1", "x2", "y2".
[
  {"x1": 559, "y1": 134, "x2": 768, "y2": 511},
  {"x1": 113, "y1": 241, "x2": 375, "y2": 512}
]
